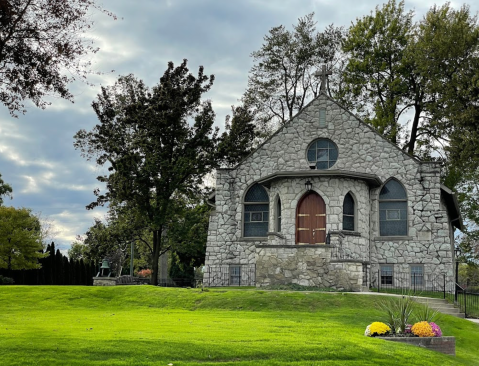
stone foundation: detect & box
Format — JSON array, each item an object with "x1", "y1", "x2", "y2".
[{"x1": 255, "y1": 244, "x2": 363, "y2": 291}]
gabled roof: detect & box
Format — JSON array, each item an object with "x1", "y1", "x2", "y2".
[{"x1": 228, "y1": 91, "x2": 423, "y2": 170}]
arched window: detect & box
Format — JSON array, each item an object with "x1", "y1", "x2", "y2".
[
  {"x1": 244, "y1": 183, "x2": 269, "y2": 237},
  {"x1": 307, "y1": 139, "x2": 338, "y2": 170},
  {"x1": 343, "y1": 192, "x2": 355, "y2": 231},
  {"x1": 379, "y1": 179, "x2": 407, "y2": 236}
]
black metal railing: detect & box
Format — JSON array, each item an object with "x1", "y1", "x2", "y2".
[
  {"x1": 202, "y1": 265, "x2": 256, "y2": 287},
  {"x1": 372, "y1": 270, "x2": 479, "y2": 318}
]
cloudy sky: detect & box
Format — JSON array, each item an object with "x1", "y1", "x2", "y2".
[{"x1": 0, "y1": 0, "x2": 477, "y2": 253}]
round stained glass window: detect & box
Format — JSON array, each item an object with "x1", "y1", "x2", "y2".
[{"x1": 307, "y1": 139, "x2": 338, "y2": 170}]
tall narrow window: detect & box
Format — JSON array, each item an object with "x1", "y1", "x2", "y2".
[
  {"x1": 244, "y1": 183, "x2": 269, "y2": 237},
  {"x1": 379, "y1": 179, "x2": 407, "y2": 236},
  {"x1": 343, "y1": 192, "x2": 355, "y2": 231},
  {"x1": 277, "y1": 198, "x2": 282, "y2": 232},
  {"x1": 410, "y1": 264, "x2": 424, "y2": 286},
  {"x1": 380, "y1": 265, "x2": 394, "y2": 285},
  {"x1": 319, "y1": 109, "x2": 326, "y2": 128}
]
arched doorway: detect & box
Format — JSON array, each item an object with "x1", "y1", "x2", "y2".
[{"x1": 296, "y1": 191, "x2": 326, "y2": 244}]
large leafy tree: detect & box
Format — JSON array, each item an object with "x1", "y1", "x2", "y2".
[
  {"x1": 341, "y1": 1, "x2": 479, "y2": 157},
  {"x1": 0, "y1": 0, "x2": 114, "y2": 116},
  {"x1": 74, "y1": 60, "x2": 221, "y2": 285},
  {"x1": 0, "y1": 206, "x2": 45, "y2": 271},
  {"x1": 243, "y1": 13, "x2": 344, "y2": 132},
  {"x1": 341, "y1": 0, "x2": 413, "y2": 145}
]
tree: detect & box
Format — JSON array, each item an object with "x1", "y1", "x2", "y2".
[
  {"x1": 0, "y1": 173, "x2": 12, "y2": 205},
  {"x1": 0, "y1": 0, "x2": 115, "y2": 116},
  {"x1": 68, "y1": 241, "x2": 88, "y2": 262},
  {"x1": 217, "y1": 105, "x2": 258, "y2": 167},
  {"x1": 0, "y1": 206, "x2": 45, "y2": 271},
  {"x1": 341, "y1": 0, "x2": 413, "y2": 145},
  {"x1": 167, "y1": 199, "x2": 210, "y2": 284},
  {"x1": 341, "y1": 1, "x2": 479, "y2": 157},
  {"x1": 74, "y1": 60, "x2": 221, "y2": 285},
  {"x1": 243, "y1": 13, "x2": 345, "y2": 132}
]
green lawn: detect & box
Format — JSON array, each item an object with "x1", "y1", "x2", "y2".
[{"x1": 0, "y1": 286, "x2": 478, "y2": 365}]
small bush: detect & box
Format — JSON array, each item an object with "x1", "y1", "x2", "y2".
[
  {"x1": 0, "y1": 275, "x2": 15, "y2": 285},
  {"x1": 137, "y1": 269, "x2": 152, "y2": 278}
]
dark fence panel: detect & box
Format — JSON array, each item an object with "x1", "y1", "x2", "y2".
[{"x1": 372, "y1": 270, "x2": 479, "y2": 319}]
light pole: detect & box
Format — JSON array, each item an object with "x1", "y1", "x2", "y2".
[{"x1": 454, "y1": 246, "x2": 462, "y2": 303}]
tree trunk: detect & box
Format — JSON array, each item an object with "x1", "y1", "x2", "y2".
[
  {"x1": 407, "y1": 104, "x2": 422, "y2": 156},
  {"x1": 151, "y1": 229, "x2": 161, "y2": 286}
]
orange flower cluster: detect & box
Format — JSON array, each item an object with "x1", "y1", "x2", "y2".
[{"x1": 411, "y1": 321, "x2": 435, "y2": 337}]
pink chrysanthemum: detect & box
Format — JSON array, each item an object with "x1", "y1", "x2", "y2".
[{"x1": 429, "y1": 322, "x2": 442, "y2": 337}]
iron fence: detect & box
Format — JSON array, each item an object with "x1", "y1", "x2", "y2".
[
  {"x1": 203, "y1": 265, "x2": 256, "y2": 287},
  {"x1": 372, "y1": 270, "x2": 479, "y2": 318}
]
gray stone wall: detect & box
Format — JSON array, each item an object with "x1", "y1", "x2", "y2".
[
  {"x1": 204, "y1": 93, "x2": 456, "y2": 289},
  {"x1": 255, "y1": 245, "x2": 363, "y2": 291}
]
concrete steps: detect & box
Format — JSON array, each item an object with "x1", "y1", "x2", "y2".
[{"x1": 412, "y1": 296, "x2": 465, "y2": 319}]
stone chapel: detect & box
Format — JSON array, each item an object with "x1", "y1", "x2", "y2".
[{"x1": 203, "y1": 90, "x2": 463, "y2": 291}]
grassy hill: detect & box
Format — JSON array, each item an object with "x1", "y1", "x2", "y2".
[{"x1": 0, "y1": 286, "x2": 478, "y2": 365}]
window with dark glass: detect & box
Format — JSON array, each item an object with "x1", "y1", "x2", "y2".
[
  {"x1": 343, "y1": 192, "x2": 355, "y2": 231},
  {"x1": 307, "y1": 139, "x2": 338, "y2": 170},
  {"x1": 277, "y1": 198, "x2": 281, "y2": 232},
  {"x1": 380, "y1": 265, "x2": 393, "y2": 285},
  {"x1": 410, "y1": 265, "x2": 424, "y2": 286},
  {"x1": 379, "y1": 179, "x2": 407, "y2": 236},
  {"x1": 229, "y1": 265, "x2": 241, "y2": 286},
  {"x1": 244, "y1": 183, "x2": 269, "y2": 237}
]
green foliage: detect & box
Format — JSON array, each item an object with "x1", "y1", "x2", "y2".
[
  {"x1": 342, "y1": 0, "x2": 412, "y2": 145},
  {"x1": 0, "y1": 173, "x2": 12, "y2": 206},
  {"x1": 414, "y1": 302, "x2": 440, "y2": 323},
  {"x1": 167, "y1": 199, "x2": 210, "y2": 282},
  {"x1": 0, "y1": 275, "x2": 14, "y2": 285},
  {"x1": 243, "y1": 13, "x2": 344, "y2": 132},
  {"x1": 74, "y1": 60, "x2": 222, "y2": 285},
  {"x1": 378, "y1": 295, "x2": 415, "y2": 334},
  {"x1": 0, "y1": 206, "x2": 46, "y2": 270},
  {"x1": 217, "y1": 105, "x2": 258, "y2": 167},
  {"x1": 342, "y1": 1, "x2": 479, "y2": 159},
  {"x1": 0, "y1": 0, "x2": 115, "y2": 116}
]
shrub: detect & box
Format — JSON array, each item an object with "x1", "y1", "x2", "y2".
[
  {"x1": 378, "y1": 295, "x2": 414, "y2": 334},
  {"x1": 0, "y1": 275, "x2": 15, "y2": 285},
  {"x1": 411, "y1": 321, "x2": 435, "y2": 337},
  {"x1": 365, "y1": 322, "x2": 391, "y2": 337},
  {"x1": 414, "y1": 302, "x2": 439, "y2": 323},
  {"x1": 137, "y1": 269, "x2": 152, "y2": 278}
]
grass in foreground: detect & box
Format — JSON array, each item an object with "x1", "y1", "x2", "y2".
[{"x1": 0, "y1": 286, "x2": 478, "y2": 365}]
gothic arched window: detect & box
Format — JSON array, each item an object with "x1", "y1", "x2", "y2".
[
  {"x1": 244, "y1": 183, "x2": 269, "y2": 237},
  {"x1": 379, "y1": 179, "x2": 408, "y2": 236},
  {"x1": 343, "y1": 192, "x2": 355, "y2": 231}
]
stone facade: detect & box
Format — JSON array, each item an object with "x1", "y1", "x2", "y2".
[{"x1": 204, "y1": 93, "x2": 462, "y2": 290}]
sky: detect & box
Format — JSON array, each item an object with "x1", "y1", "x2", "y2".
[{"x1": 0, "y1": 0, "x2": 477, "y2": 254}]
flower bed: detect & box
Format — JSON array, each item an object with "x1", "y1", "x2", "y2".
[{"x1": 364, "y1": 296, "x2": 455, "y2": 355}]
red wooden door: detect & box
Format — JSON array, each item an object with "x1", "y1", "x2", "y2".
[{"x1": 296, "y1": 192, "x2": 326, "y2": 244}]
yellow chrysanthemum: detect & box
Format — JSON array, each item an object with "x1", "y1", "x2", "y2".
[
  {"x1": 411, "y1": 321, "x2": 435, "y2": 337},
  {"x1": 368, "y1": 322, "x2": 391, "y2": 336}
]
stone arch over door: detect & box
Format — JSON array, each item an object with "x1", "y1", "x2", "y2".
[{"x1": 296, "y1": 191, "x2": 326, "y2": 244}]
